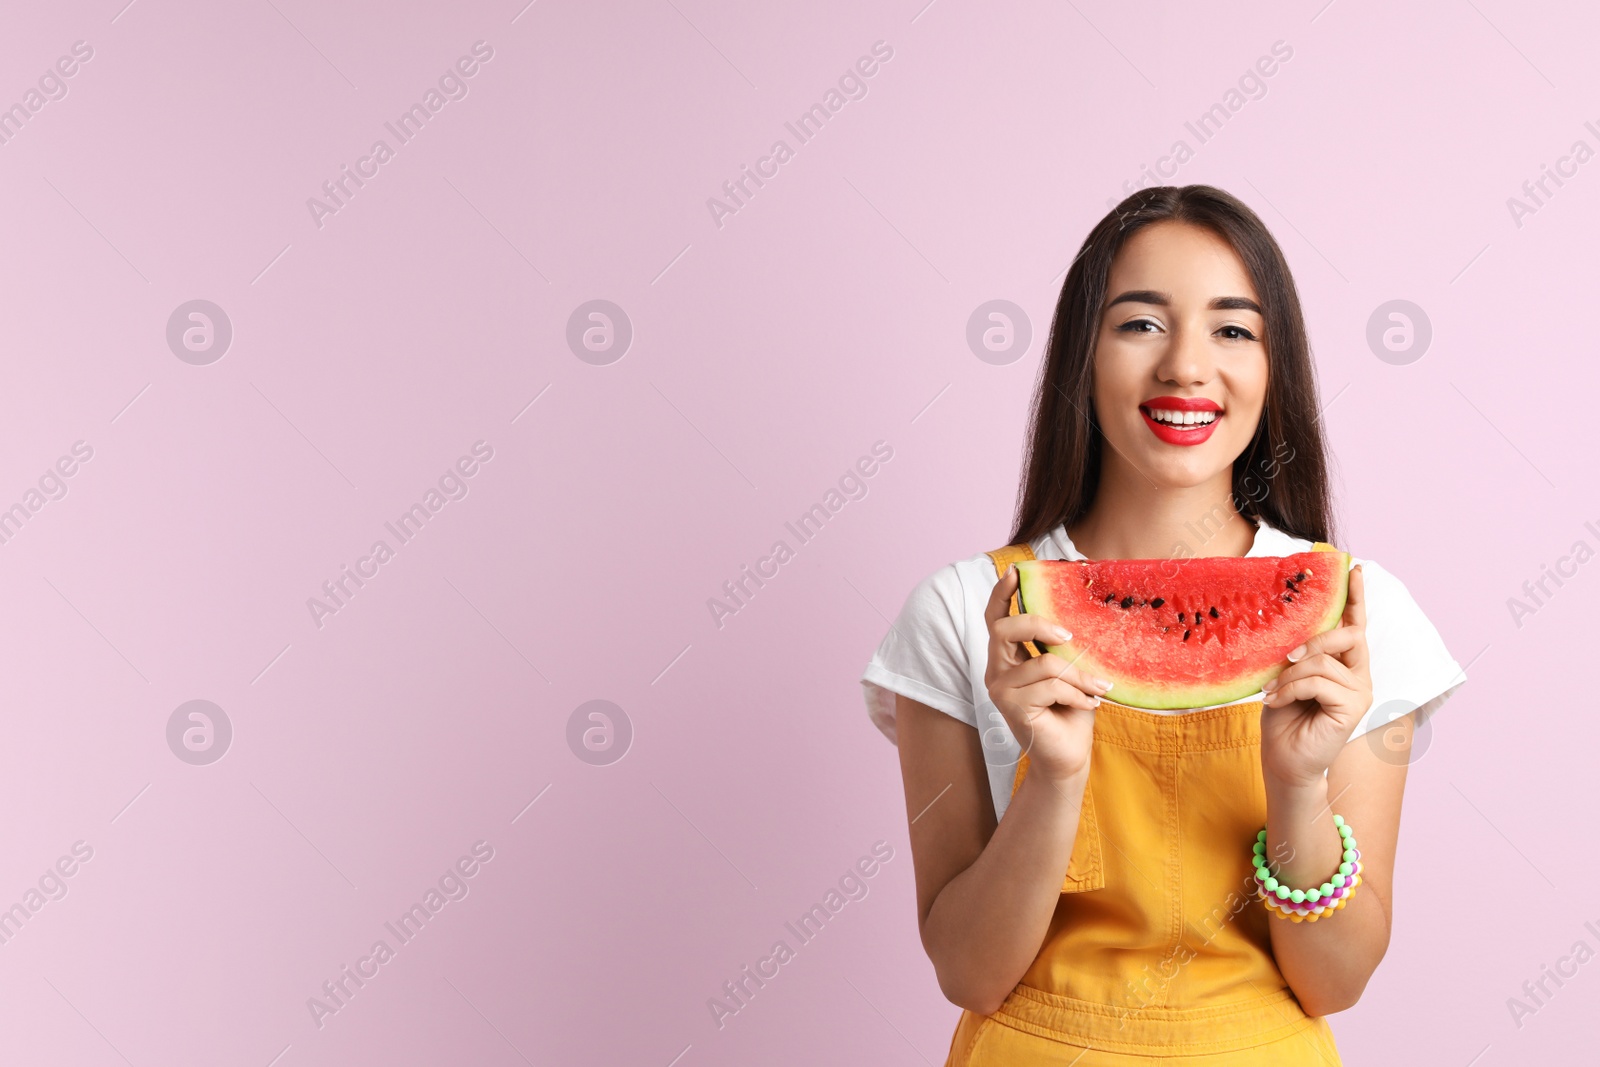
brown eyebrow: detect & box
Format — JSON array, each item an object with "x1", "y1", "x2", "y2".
[{"x1": 1105, "y1": 290, "x2": 1263, "y2": 315}]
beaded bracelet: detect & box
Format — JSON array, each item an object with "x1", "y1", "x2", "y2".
[{"x1": 1251, "y1": 815, "x2": 1363, "y2": 923}]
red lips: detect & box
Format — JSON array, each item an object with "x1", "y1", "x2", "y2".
[
  {"x1": 1141, "y1": 395, "x2": 1222, "y2": 412},
  {"x1": 1139, "y1": 396, "x2": 1223, "y2": 447}
]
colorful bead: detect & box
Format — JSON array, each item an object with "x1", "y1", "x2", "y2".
[
  {"x1": 1262, "y1": 860, "x2": 1362, "y2": 914},
  {"x1": 1252, "y1": 816, "x2": 1363, "y2": 923},
  {"x1": 1262, "y1": 875, "x2": 1361, "y2": 920}
]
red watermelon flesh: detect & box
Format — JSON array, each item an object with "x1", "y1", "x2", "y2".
[{"x1": 1014, "y1": 545, "x2": 1350, "y2": 710}]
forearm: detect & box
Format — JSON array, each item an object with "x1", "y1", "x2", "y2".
[
  {"x1": 922, "y1": 766, "x2": 1087, "y2": 1013},
  {"x1": 1263, "y1": 775, "x2": 1392, "y2": 1015}
]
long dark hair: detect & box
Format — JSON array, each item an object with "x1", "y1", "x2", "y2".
[{"x1": 1008, "y1": 184, "x2": 1337, "y2": 551}]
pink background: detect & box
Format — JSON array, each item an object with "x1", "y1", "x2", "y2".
[{"x1": 0, "y1": 0, "x2": 1593, "y2": 1063}]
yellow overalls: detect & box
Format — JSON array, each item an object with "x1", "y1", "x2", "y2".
[{"x1": 943, "y1": 544, "x2": 1343, "y2": 1065}]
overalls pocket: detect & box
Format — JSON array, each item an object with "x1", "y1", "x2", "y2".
[{"x1": 1008, "y1": 751, "x2": 1105, "y2": 892}]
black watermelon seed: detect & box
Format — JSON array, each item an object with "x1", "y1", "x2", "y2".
[
  {"x1": 1120, "y1": 596, "x2": 1134, "y2": 609},
  {"x1": 1285, "y1": 578, "x2": 1298, "y2": 590},
  {"x1": 1151, "y1": 597, "x2": 1164, "y2": 608},
  {"x1": 1104, "y1": 594, "x2": 1115, "y2": 604},
  {"x1": 1178, "y1": 612, "x2": 1186, "y2": 623},
  {"x1": 1209, "y1": 606, "x2": 1219, "y2": 619},
  {"x1": 1183, "y1": 630, "x2": 1191, "y2": 640},
  {"x1": 1295, "y1": 572, "x2": 1306, "y2": 581},
  {"x1": 1281, "y1": 592, "x2": 1293, "y2": 602}
]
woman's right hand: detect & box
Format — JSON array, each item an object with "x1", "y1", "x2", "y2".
[{"x1": 983, "y1": 564, "x2": 1109, "y2": 783}]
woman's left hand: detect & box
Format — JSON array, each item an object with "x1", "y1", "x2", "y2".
[{"x1": 1259, "y1": 563, "x2": 1374, "y2": 789}]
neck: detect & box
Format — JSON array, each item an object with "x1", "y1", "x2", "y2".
[{"x1": 1068, "y1": 458, "x2": 1254, "y2": 561}]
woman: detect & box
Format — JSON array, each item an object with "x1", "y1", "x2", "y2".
[{"x1": 860, "y1": 185, "x2": 1465, "y2": 1064}]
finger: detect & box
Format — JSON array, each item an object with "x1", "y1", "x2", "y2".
[
  {"x1": 984, "y1": 564, "x2": 1019, "y2": 630},
  {"x1": 1010, "y1": 674, "x2": 1101, "y2": 712},
  {"x1": 1007, "y1": 652, "x2": 1114, "y2": 696},
  {"x1": 1337, "y1": 566, "x2": 1371, "y2": 673},
  {"x1": 1286, "y1": 624, "x2": 1363, "y2": 663},
  {"x1": 984, "y1": 565, "x2": 1033, "y2": 673},
  {"x1": 1265, "y1": 652, "x2": 1357, "y2": 695},
  {"x1": 1261, "y1": 673, "x2": 1354, "y2": 712},
  {"x1": 992, "y1": 611, "x2": 1072, "y2": 651},
  {"x1": 1343, "y1": 563, "x2": 1367, "y2": 631}
]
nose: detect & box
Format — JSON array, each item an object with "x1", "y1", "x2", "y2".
[{"x1": 1153, "y1": 319, "x2": 1214, "y2": 388}]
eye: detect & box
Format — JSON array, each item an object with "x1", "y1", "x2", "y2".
[
  {"x1": 1217, "y1": 324, "x2": 1259, "y2": 342},
  {"x1": 1116, "y1": 318, "x2": 1162, "y2": 334}
]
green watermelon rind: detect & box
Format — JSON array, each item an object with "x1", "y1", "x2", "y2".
[{"x1": 1015, "y1": 547, "x2": 1351, "y2": 711}]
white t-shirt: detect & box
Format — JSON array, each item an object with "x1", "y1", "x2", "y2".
[{"x1": 860, "y1": 520, "x2": 1466, "y2": 820}]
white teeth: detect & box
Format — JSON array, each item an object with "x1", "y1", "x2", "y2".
[{"x1": 1147, "y1": 408, "x2": 1217, "y2": 426}]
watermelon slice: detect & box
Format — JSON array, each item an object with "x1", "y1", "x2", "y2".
[{"x1": 1014, "y1": 544, "x2": 1351, "y2": 710}]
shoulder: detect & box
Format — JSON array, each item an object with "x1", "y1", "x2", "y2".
[
  {"x1": 1289, "y1": 536, "x2": 1467, "y2": 732},
  {"x1": 899, "y1": 549, "x2": 1008, "y2": 620},
  {"x1": 1258, "y1": 523, "x2": 1415, "y2": 626},
  {"x1": 1345, "y1": 555, "x2": 1456, "y2": 679},
  {"x1": 1254, "y1": 524, "x2": 1382, "y2": 582},
  {"x1": 863, "y1": 548, "x2": 1009, "y2": 738},
  {"x1": 1258, "y1": 520, "x2": 1457, "y2": 649}
]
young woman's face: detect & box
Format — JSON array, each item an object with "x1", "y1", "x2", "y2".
[{"x1": 1090, "y1": 220, "x2": 1269, "y2": 489}]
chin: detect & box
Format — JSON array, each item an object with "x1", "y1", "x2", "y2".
[
  {"x1": 1132, "y1": 450, "x2": 1232, "y2": 488},
  {"x1": 1155, "y1": 466, "x2": 1226, "y2": 490}
]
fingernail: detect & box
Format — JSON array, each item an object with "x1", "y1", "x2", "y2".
[
  {"x1": 1092, "y1": 695, "x2": 1102, "y2": 707},
  {"x1": 1094, "y1": 677, "x2": 1114, "y2": 691},
  {"x1": 1053, "y1": 627, "x2": 1072, "y2": 641},
  {"x1": 1286, "y1": 645, "x2": 1306, "y2": 663},
  {"x1": 1263, "y1": 677, "x2": 1277, "y2": 692}
]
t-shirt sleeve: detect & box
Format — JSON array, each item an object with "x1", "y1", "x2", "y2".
[
  {"x1": 1348, "y1": 557, "x2": 1467, "y2": 741},
  {"x1": 860, "y1": 562, "x2": 979, "y2": 745}
]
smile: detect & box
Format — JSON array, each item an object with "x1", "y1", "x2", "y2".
[{"x1": 1139, "y1": 398, "x2": 1223, "y2": 447}]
